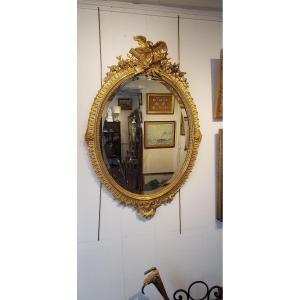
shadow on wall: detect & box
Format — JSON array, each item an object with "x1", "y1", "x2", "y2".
[{"x1": 128, "y1": 291, "x2": 150, "y2": 300}]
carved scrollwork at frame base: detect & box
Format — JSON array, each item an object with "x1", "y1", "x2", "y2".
[{"x1": 85, "y1": 35, "x2": 202, "y2": 218}]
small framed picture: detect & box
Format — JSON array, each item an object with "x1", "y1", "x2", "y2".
[
  {"x1": 144, "y1": 121, "x2": 176, "y2": 149},
  {"x1": 214, "y1": 49, "x2": 223, "y2": 120},
  {"x1": 146, "y1": 93, "x2": 174, "y2": 114},
  {"x1": 118, "y1": 98, "x2": 132, "y2": 110}
]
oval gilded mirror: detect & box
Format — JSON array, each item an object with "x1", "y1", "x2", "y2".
[{"x1": 85, "y1": 36, "x2": 202, "y2": 218}]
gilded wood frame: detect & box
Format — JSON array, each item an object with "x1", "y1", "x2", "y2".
[{"x1": 85, "y1": 36, "x2": 202, "y2": 218}]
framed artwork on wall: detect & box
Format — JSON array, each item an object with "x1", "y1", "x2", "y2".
[
  {"x1": 216, "y1": 128, "x2": 223, "y2": 221},
  {"x1": 214, "y1": 49, "x2": 223, "y2": 120},
  {"x1": 144, "y1": 121, "x2": 176, "y2": 149},
  {"x1": 146, "y1": 93, "x2": 174, "y2": 114},
  {"x1": 118, "y1": 98, "x2": 132, "y2": 110}
]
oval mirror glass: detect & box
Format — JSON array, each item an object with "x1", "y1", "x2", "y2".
[{"x1": 101, "y1": 76, "x2": 189, "y2": 195}]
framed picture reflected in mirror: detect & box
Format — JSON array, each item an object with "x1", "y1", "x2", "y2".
[
  {"x1": 118, "y1": 98, "x2": 132, "y2": 110},
  {"x1": 144, "y1": 121, "x2": 175, "y2": 149},
  {"x1": 146, "y1": 93, "x2": 174, "y2": 114}
]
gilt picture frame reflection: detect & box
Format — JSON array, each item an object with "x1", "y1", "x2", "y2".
[
  {"x1": 118, "y1": 98, "x2": 132, "y2": 110},
  {"x1": 146, "y1": 93, "x2": 174, "y2": 114},
  {"x1": 144, "y1": 121, "x2": 175, "y2": 149}
]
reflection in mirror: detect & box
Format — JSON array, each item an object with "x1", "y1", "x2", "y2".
[{"x1": 101, "y1": 76, "x2": 189, "y2": 194}]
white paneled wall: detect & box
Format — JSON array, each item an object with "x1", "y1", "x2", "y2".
[
  {"x1": 78, "y1": 4, "x2": 222, "y2": 300},
  {"x1": 78, "y1": 8, "x2": 101, "y2": 243}
]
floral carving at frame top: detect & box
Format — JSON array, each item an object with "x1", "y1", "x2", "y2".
[{"x1": 104, "y1": 36, "x2": 188, "y2": 86}]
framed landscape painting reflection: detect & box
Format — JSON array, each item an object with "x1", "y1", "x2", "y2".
[{"x1": 144, "y1": 121, "x2": 175, "y2": 149}]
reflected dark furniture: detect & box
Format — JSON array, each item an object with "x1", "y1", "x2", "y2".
[
  {"x1": 126, "y1": 110, "x2": 143, "y2": 193},
  {"x1": 102, "y1": 121, "x2": 125, "y2": 185},
  {"x1": 103, "y1": 121, "x2": 121, "y2": 159}
]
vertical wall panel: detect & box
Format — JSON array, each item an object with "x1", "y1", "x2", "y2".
[
  {"x1": 99, "y1": 11, "x2": 180, "y2": 299},
  {"x1": 100, "y1": 11, "x2": 179, "y2": 74},
  {"x1": 180, "y1": 18, "x2": 223, "y2": 286},
  {"x1": 78, "y1": 241, "x2": 124, "y2": 300},
  {"x1": 99, "y1": 11, "x2": 179, "y2": 237},
  {"x1": 77, "y1": 8, "x2": 101, "y2": 242}
]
